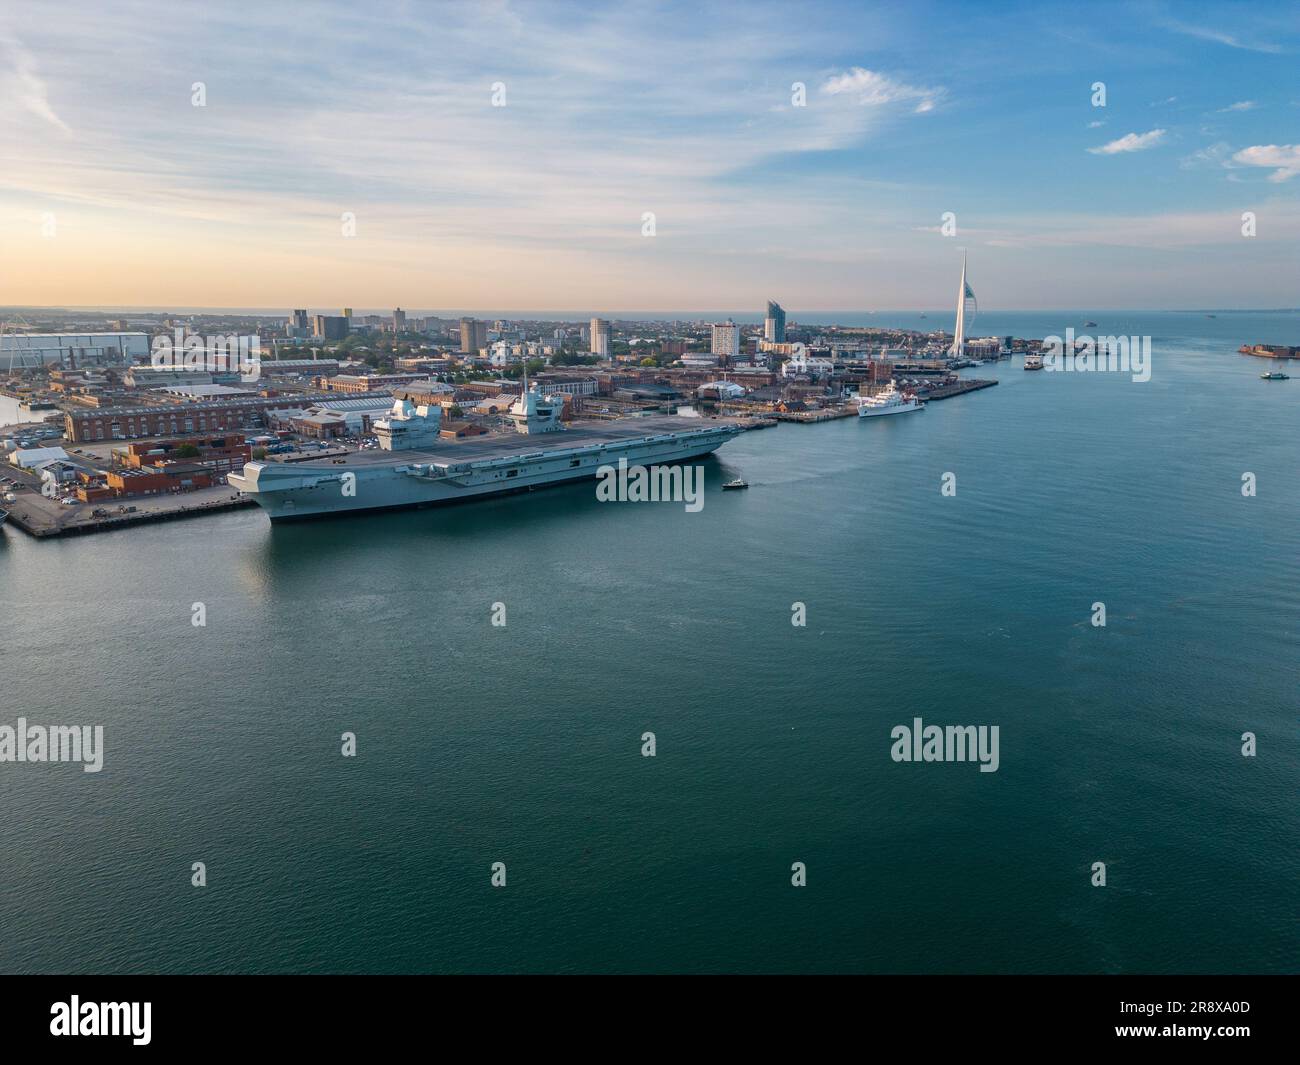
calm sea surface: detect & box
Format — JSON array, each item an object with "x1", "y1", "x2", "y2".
[{"x1": 1, "y1": 311, "x2": 1296, "y2": 973}]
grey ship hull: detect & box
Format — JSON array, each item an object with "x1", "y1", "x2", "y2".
[{"x1": 228, "y1": 416, "x2": 742, "y2": 522}]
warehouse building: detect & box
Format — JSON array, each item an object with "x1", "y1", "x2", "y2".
[
  {"x1": 63, "y1": 393, "x2": 391, "y2": 442},
  {"x1": 0, "y1": 332, "x2": 150, "y2": 370}
]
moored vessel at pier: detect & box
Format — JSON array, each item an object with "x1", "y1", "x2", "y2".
[
  {"x1": 229, "y1": 392, "x2": 743, "y2": 522},
  {"x1": 857, "y1": 381, "x2": 923, "y2": 417}
]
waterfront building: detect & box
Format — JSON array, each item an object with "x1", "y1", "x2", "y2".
[
  {"x1": 459, "y1": 317, "x2": 488, "y2": 353},
  {"x1": 590, "y1": 318, "x2": 611, "y2": 357},
  {"x1": 8, "y1": 445, "x2": 70, "y2": 469},
  {"x1": 114, "y1": 434, "x2": 251, "y2": 473},
  {"x1": 322, "y1": 373, "x2": 433, "y2": 395},
  {"x1": 311, "y1": 315, "x2": 349, "y2": 341},
  {"x1": 392, "y1": 307, "x2": 407, "y2": 331},
  {"x1": 155, "y1": 383, "x2": 261, "y2": 401},
  {"x1": 699, "y1": 380, "x2": 747, "y2": 400},
  {"x1": 106, "y1": 463, "x2": 215, "y2": 497},
  {"x1": 1, "y1": 332, "x2": 150, "y2": 370},
  {"x1": 965, "y1": 337, "x2": 1001, "y2": 357},
  {"x1": 488, "y1": 340, "x2": 518, "y2": 367},
  {"x1": 764, "y1": 301, "x2": 787, "y2": 344},
  {"x1": 289, "y1": 410, "x2": 349, "y2": 438},
  {"x1": 267, "y1": 395, "x2": 404, "y2": 436},
  {"x1": 64, "y1": 394, "x2": 391, "y2": 442},
  {"x1": 258, "y1": 358, "x2": 341, "y2": 376},
  {"x1": 393, "y1": 356, "x2": 452, "y2": 374},
  {"x1": 122, "y1": 366, "x2": 206, "y2": 389},
  {"x1": 780, "y1": 346, "x2": 833, "y2": 378},
  {"x1": 48, "y1": 368, "x2": 112, "y2": 394},
  {"x1": 711, "y1": 320, "x2": 741, "y2": 362},
  {"x1": 681, "y1": 353, "x2": 720, "y2": 369},
  {"x1": 534, "y1": 377, "x2": 598, "y2": 396}
]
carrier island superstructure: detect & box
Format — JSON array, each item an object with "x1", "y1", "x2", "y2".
[{"x1": 228, "y1": 383, "x2": 743, "y2": 521}]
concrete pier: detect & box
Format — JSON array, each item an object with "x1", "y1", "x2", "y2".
[{"x1": 3, "y1": 484, "x2": 256, "y2": 539}]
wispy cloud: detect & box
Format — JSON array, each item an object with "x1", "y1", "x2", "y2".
[
  {"x1": 975, "y1": 200, "x2": 1300, "y2": 250},
  {"x1": 1180, "y1": 141, "x2": 1233, "y2": 170},
  {"x1": 0, "y1": 0, "x2": 1296, "y2": 309},
  {"x1": 1088, "y1": 129, "x2": 1167, "y2": 155},
  {"x1": 820, "y1": 67, "x2": 944, "y2": 114},
  {"x1": 1232, "y1": 144, "x2": 1300, "y2": 182},
  {"x1": 0, "y1": 31, "x2": 72, "y2": 133},
  {"x1": 1215, "y1": 100, "x2": 1256, "y2": 113},
  {"x1": 1160, "y1": 18, "x2": 1286, "y2": 54}
]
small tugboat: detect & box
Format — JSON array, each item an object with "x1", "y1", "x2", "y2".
[
  {"x1": 722, "y1": 478, "x2": 749, "y2": 490},
  {"x1": 1260, "y1": 372, "x2": 1290, "y2": 380},
  {"x1": 1083, "y1": 320, "x2": 1098, "y2": 328}
]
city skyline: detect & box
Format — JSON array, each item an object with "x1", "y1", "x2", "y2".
[{"x1": 2, "y1": 1, "x2": 1299, "y2": 310}]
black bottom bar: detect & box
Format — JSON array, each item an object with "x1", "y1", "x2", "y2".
[{"x1": 2, "y1": 974, "x2": 1290, "y2": 1052}]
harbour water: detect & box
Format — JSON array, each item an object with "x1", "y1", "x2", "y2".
[
  {"x1": 0, "y1": 312, "x2": 1296, "y2": 973},
  {"x1": 0, "y1": 395, "x2": 44, "y2": 429}
]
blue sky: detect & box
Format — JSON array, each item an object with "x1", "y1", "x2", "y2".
[{"x1": 1, "y1": 0, "x2": 1297, "y2": 310}]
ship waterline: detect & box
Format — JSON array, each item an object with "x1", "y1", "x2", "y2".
[{"x1": 228, "y1": 416, "x2": 743, "y2": 521}]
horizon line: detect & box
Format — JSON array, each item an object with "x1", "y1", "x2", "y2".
[{"x1": 4, "y1": 306, "x2": 1298, "y2": 317}]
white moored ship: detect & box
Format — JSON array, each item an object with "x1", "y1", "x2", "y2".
[
  {"x1": 857, "y1": 381, "x2": 923, "y2": 418},
  {"x1": 228, "y1": 381, "x2": 743, "y2": 522}
]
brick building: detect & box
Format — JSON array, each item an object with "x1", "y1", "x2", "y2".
[
  {"x1": 115, "y1": 434, "x2": 251, "y2": 473},
  {"x1": 104, "y1": 464, "x2": 217, "y2": 498},
  {"x1": 64, "y1": 394, "x2": 390, "y2": 442},
  {"x1": 319, "y1": 374, "x2": 432, "y2": 394}
]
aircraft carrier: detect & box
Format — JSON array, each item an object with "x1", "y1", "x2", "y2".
[{"x1": 228, "y1": 383, "x2": 743, "y2": 522}]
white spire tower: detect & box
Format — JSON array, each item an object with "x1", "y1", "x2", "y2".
[
  {"x1": 949, "y1": 251, "x2": 976, "y2": 358},
  {"x1": 951, "y1": 249, "x2": 972, "y2": 358},
  {"x1": 946, "y1": 252, "x2": 977, "y2": 361}
]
